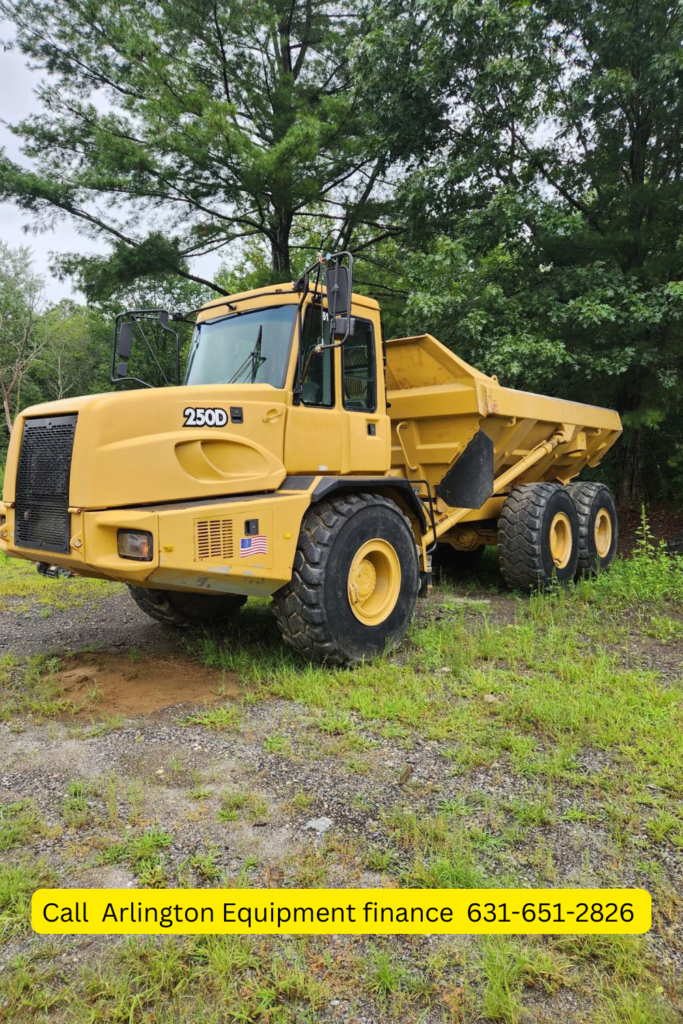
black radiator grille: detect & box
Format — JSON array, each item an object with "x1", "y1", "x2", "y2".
[{"x1": 15, "y1": 414, "x2": 77, "y2": 554}]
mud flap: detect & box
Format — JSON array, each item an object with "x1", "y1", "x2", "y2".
[{"x1": 435, "y1": 429, "x2": 494, "y2": 509}]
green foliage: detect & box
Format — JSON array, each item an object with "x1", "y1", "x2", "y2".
[
  {"x1": 360, "y1": 0, "x2": 683, "y2": 500},
  {"x1": 0, "y1": 0, "x2": 388, "y2": 288},
  {"x1": 0, "y1": 242, "x2": 114, "y2": 453}
]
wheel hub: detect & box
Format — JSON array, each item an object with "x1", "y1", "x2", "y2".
[
  {"x1": 549, "y1": 511, "x2": 572, "y2": 569},
  {"x1": 347, "y1": 539, "x2": 401, "y2": 626},
  {"x1": 594, "y1": 508, "x2": 612, "y2": 558}
]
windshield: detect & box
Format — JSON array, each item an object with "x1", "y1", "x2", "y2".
[{"x1": 184, "y1": 305, "x2": 297, "y2": 387}]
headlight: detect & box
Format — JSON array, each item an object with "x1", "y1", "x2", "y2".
[{"x1": 117, "y1": 529, "x2": 153, "y2": 561}]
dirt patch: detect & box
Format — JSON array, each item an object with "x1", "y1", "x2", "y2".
[{"x1": 56, "y1": 652, "x2": 240, "y2": 717}]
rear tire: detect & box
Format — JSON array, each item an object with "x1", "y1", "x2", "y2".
[
  {"x1": 128, "y1": 586, "x2": 246, "y2": 627},
  {"x1": 498, "y1": 483, "x2": 579, "y2": 590},
  {"x1": 272, "y1": 492, "x2": 420, "y2": 665},
  {"x1": 432, "y1": 543, "x2": 485, "y2": 578},
  {"x1": 566, "y1": 481, "x2": 618, "y2": 575}
]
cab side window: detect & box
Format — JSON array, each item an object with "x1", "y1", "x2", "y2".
[
  {"x1": 300, "y1": 304, "x2": 334, "y2": 407},
  {"x1": 343, "y1": 319, "x2": 376, "y2": 412}
]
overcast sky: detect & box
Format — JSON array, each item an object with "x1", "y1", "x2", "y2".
[{"x1": 0, "y1": 23, "x2": 221, "y2": 303}]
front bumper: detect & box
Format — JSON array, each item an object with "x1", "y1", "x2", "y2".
[{"x1": 0, "y1": 489, "x2": 311, "y2": 597}]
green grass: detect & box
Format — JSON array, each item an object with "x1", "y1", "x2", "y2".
[
  {"x1": 217, "y1": 790, "x2": 269, "y2": 824},
  {"x1": 589, "y1": 984, "x2": 678, "y2": 1024},
  {"x1": 383, "y1": 806, "x2": 488, "y2": 888},
  {"x1": 479, "y1": 937, "x2": 571, "y2": 1023},
  {"x1": 1, "y1": 533, "x2": 683, "y2": 1022},
  {"x1": 0, "y1": 859, "x2": 58, "y2": 938},
  {"x1": 0, "y1": 550, "x2": 118, "y2": 613},
  {"x1": 95, "y1": 826, "x2": 173, "y2": 885},
  {"x1": 0, "y1": 800, "x2": 45, "y2": 852},
  {"x1": 508, "y1": 797, "x2": 555, "y2": 828},
  {"x1": 0, "y1": 654, "x2": 93, "y2": 721},
  {"x1": 190, "y1": 562, "x2": 683, "y2": 802},
  {"x1": 0, "y1": 934, "x2": 331, "y2": 1024},
  {"x1": 182, "y1": 705, "x2": 241, "y2": 730},
  {"x1": 362, "y1": 946, "x2": 410, "y2": 1000},
  {"x1": 264, "y1": 732, "x2": 292, "y2": 754}
]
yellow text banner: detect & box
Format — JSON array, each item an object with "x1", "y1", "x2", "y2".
[{"x1": 32, "y1": 888, "x2": 651, "y2": 935}]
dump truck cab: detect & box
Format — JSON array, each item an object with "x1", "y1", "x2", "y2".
[
  {"x1": 187, "y1": 283, "x2": 391, "y2": 479},
  {"x1": 0, "y1": 251, "x2": 622, "y2": 664}
]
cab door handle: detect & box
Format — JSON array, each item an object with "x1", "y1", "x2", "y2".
[{"x1": 263, "y1": 409, "x2": 283, "y2": 423}]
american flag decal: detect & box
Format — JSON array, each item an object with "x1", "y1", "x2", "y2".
[{"x1": 240, "y1": 535, "x2": 268, "y2": 557}]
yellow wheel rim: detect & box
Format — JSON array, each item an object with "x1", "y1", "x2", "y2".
[
  {"x1": 594, "y1": 508, "x2": 613, "y2": 559},
  {"x1": 549, "y1": 512, "x2": 572, "y2": 569},
  {"x1": 347, "y1": 539, "x2": 401, "y2": 626}
]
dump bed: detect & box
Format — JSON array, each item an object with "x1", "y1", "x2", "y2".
[{"x1": 385, "y1": 334, "x2": 622, "y2": 521}]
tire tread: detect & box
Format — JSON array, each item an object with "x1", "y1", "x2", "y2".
[
  {"x1": 498, "y1": 482, "x2": 571, "y2": 589},
  {"x1": 272, "y1": 492, "x2": 416, "y2": 665}
]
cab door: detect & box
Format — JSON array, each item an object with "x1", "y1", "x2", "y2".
[
  {"x1": 340, "y1": 316, "x2": 391, "y2": 473},
  {"x1": 284, "y1": 303, "x2": 343, "y2": 473}
]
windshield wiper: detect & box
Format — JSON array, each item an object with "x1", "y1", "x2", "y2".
[{"x1": 227, "y1": 325, "x2": 267, "y2": 385}]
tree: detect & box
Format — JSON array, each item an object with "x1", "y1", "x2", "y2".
[
  {"x1": 31, "y1": 302, "x2": 112, "y2": 402},
  {"x1": 360, "y1": 0, "x2": 683, "y2": 501},
  {"x1": 0, "y1": 243, "x2": 68, "y2": 434},
  {"x1": 0, "y1": 0, "x2": 394, "y2": 298}
]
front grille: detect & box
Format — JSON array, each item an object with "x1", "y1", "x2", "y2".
[
  {"x1": 195, "y1": 517, "x2": 234, "y2": 561},
  {"x1": 15, "y1": 414, "x2": 77, "y2": 554}
]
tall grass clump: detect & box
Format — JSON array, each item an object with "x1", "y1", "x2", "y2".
[{"x1": 585, "y1": 509, "x2": 683, "y2": 605}]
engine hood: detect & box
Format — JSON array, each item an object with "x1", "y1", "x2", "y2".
[{"x1": 6, "y1": 385, "x2": 288, "y2": 509}]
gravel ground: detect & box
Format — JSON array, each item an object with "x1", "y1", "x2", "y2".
[
  {"x1": 0, "y1": 585, "x2": 185, "y2": 658},
  {"x1": 1, "y1": 569, "x2": 681, "y2": 1022}
]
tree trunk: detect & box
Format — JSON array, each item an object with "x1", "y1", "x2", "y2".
[
  {"x1": 270, "y1": 212, "x2": 294, "y2": 280},
  {"x1": 619, "y1": 427, "x2": 645, "y2": 506},
  {"x1": 2, "y1": 389, "x2": 13, "y2": 436}
]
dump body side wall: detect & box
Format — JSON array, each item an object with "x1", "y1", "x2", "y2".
[{"x1": 385, "y1": 335, "x2": 622, "y2": 524}]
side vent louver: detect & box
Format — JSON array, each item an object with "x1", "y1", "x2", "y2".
[{"x1": 194, "y1": 518, "x2": 234, "y2": 561}]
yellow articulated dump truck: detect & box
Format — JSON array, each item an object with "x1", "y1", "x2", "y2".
[{"x1": 0, "y1": 253, "x2": 621, "y2": 664}]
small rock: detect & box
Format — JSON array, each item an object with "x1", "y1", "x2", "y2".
[
  {"x1": 305, "y1": 816, "x2": 333, "y2": 834},
  {"x1": 483, "y1": 694, "x2": 497, "y2": 703}
]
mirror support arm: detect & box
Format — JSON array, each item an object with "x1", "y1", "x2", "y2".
[{"x1": 111, "y1": 309, "x2": 180, "y2": 388}]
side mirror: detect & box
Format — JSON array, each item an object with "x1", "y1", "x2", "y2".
[
  {"x1": 117, "y1": 321, "x2": 133, "y2": 378},
  {"x1": 111, "y1": 309, "x2": 180, "y2": 388},
  {"x1": 326, "y1": 264, "x2": 350, "y2": 318}
]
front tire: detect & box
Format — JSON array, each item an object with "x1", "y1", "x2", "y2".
[
  {"x1": 498, "y1": 483, "x2": 580, "y2": 590},
  {"x1": 272, "y1": 493, "x2": 420, "y2": 665},
  {"x1": 128, "y1": 586, "x2": 247, "y2": 627},
  {"x1": 566, "y1": 481, "x2": 618, "y2": 575}
]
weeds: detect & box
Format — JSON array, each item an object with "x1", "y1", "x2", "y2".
[
  {"x1": 264, "y1": 732, "x2": 291, "y2": 754},
  {"x1": 96, "y1": 826, "x2": 173, "y2": 885},
  {"x1": 183, "y1": 705, "x2": 240, "y2": 731},
  {"x1": 0, "y1": 800, "x2": 44, "y2": 852},
  {"x1": 0, "y1": 551, "x2": 116, "y2": 615},
  {"x1": 0, "y1": 860, "x2": 58, "y2": 938},
  {"x1": 218, "y1": 790, "x2": 269, "y2": 824},
  {"x1": 62, "y1": 781, "x2": 94, "y2": 828}
]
